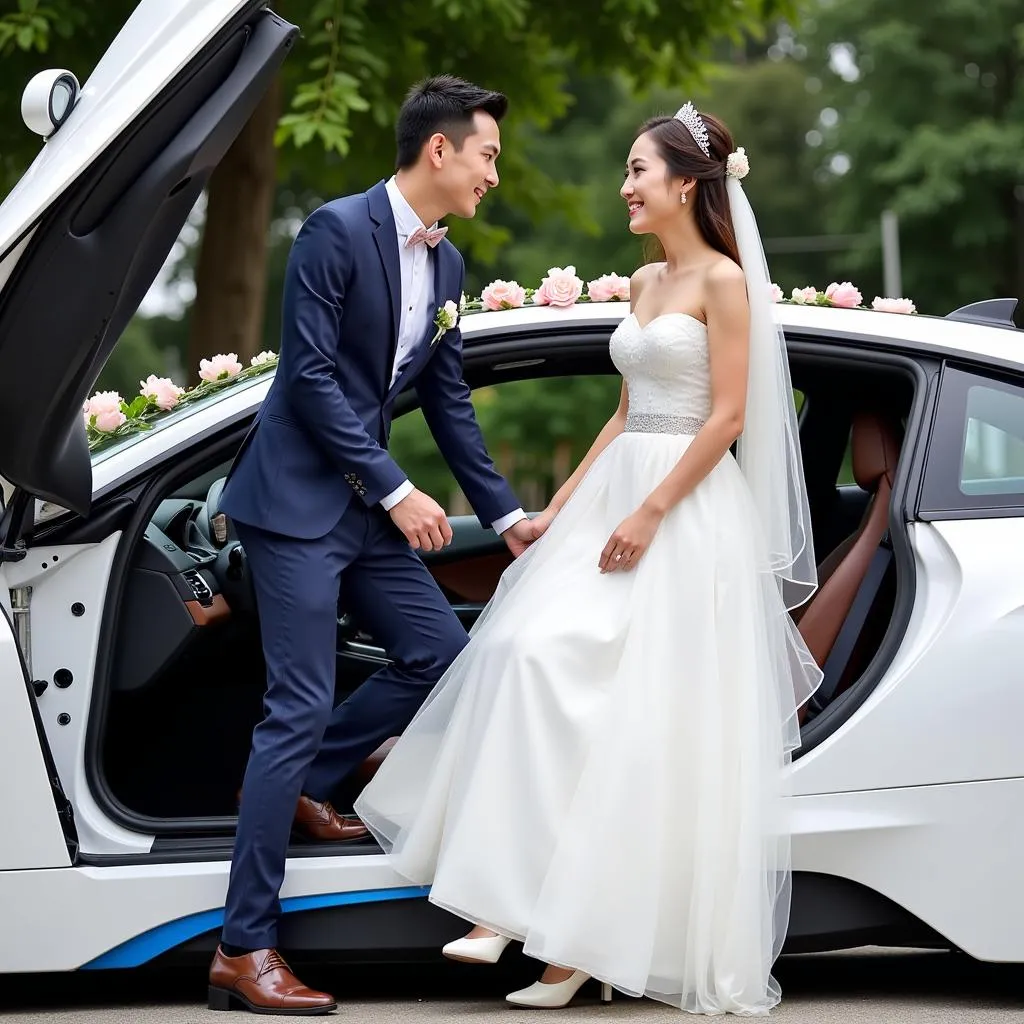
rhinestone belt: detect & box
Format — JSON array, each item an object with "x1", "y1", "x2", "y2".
[{"x1": 624, "y1": 412, "x2": 706, "y2": 435}]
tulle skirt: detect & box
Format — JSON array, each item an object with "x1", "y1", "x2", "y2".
[{"x1": 354, "y1": 430, "x2": 822, "y2": 1014}]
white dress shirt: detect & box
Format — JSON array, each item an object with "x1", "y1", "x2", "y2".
[{"x1": 378, "y1": 177, "x2": 525, "y2": 536}]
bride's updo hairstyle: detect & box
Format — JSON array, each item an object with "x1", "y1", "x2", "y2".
[{"x1": 637, "y1": 110, "x2": 741, "y2": 267}]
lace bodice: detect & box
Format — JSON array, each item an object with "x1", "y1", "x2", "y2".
[{"x1": 610, "y1": 312, "x2": 710, "y2": 423}]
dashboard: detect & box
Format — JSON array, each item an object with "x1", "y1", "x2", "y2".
[{"x1": 112, "y1": 477, "x2": 252, "y2": 691}]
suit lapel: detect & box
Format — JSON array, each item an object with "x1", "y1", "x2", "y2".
[{"x1": 367, "y1": 180, "x2": 401, "y2": 371}]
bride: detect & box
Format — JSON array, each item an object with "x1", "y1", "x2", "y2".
[{"x1": 354, "y1": 103, "x2": 823, "y2": 1015}]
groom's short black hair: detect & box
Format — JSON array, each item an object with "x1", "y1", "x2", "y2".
[{"x1": 395, "y1": 74, "x2": 508, "y2": 170}]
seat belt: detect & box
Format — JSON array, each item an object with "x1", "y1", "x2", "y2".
[{"x1": 810, "y1": 531, "x2": 894, "y2": 714}]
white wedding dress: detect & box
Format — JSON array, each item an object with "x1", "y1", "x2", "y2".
[{"x1": 354, "y1": 310, "x2": 822, "y2": 1015}]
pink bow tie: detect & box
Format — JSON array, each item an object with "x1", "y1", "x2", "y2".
[{"x1": 405, "y1": 225, "x2": 448, "y2": 248}]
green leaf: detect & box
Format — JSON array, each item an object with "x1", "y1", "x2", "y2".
[{"x1": 124, "y1": 395, "x2": 151, "y2": 418}]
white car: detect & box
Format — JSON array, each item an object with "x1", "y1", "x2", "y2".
[{"x1": 3, "y1": 0, "x2": 1024, "y2": 977}]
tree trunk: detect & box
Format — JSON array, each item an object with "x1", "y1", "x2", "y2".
[{"x1": 186, "y1": 74, "x2": 281, "y2": 381}]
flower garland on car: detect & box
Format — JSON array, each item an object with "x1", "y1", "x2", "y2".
[
  {"x1": 84, "y1": 350, "x2": 278, "y2": 451},
  {"x1": 83, "y1": 272, "x2": 915, "y2": 453}
]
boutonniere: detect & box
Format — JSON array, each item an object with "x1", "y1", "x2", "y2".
[{"x1": 431, "y1": 300, "x2": 459, "y2": 346}]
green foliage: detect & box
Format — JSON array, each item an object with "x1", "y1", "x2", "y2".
[
  {"x1": 274, "y1": 0, "x2": 378, "y2": 155},
  {"x1": 464, "y1": 59, "x2": 832, "y2": 298},
  {"x1": 0, "y1": 0, "x2": 133, "y2": 189},
  {"x1": 389, "y1": 375, "x2": 622, "y2": 512},
  {"x1": 796, "y1": 0, "x2": 1024, "y2": 313},
  {"x1": 267, "y1": 0, "x2": 797, "y2": 265},
  {"x1": 0, "y1": 0, "x2": 83, "y2": 55},
  {"x1": 93, "y1": 316, "x2": 171, "y2": 397}
]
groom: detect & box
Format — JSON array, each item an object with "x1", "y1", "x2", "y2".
[{"x1": 208, "y1": 75, "x2": 534, "y2": 1014}]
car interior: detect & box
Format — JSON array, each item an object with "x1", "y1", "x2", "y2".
[{"x1": 96, "y1": 337, "x2": 917, "y2": 833}]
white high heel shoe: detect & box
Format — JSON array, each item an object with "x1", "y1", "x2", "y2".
[
  {"x1": 441, "y1": 932, "x2": 511, "y2": 964},
  {"x1": 506, "y1": 969, "x2": 614, "y2": 1008}
]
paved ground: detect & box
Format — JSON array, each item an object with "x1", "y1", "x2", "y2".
[{"x1": 2, "y1": 948, "x2": 1023, "y2": 1022}]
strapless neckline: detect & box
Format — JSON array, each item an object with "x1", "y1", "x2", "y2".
[{"x1": 630, "y1": 311, "x2": 707, "y2": 332}]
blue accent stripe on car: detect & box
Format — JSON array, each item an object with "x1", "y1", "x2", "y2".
[{"x1": 79, "y1": 885, "x2": 430, "y2": 970}]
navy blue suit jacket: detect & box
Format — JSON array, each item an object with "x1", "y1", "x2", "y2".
[{"x1": 221, "y1": 180, "x2": 519, "y2": 540}]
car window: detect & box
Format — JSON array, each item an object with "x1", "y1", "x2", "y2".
[
  {"x1": 920, "y1": 365, "x2": 1024, "y2": 515},
  {"x1": 960, "y1": 384, "x2": 1024, "y2": 494},
  {"x1": 390, "y1": 375, "x2": 620, "y2": 514}
]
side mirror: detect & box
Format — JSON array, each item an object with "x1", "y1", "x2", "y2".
[{"x1": 21, "y1": 69, "x2": 80, "y2": 138}]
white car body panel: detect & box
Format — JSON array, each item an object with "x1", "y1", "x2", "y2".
[
  {"x1": 0, "y1": 579, "x2": 70, "y2": 870},
  {"x1": 463, "y1": 300, "x2": 1024, "y2": 369},
  {"x1": 793, "y1": 518, "x2": 1024, "y2": 795},
  {"x1": 0, "y1": 854, "x2": 420, "y2": 972},
  {"x1": 4, "y1": 535, "x2": 153, "y2": 855},
  {"x1": 790, "y1": 778, "x2": 1024, "y2": 962}
]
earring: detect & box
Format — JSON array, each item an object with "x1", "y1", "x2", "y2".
[{"x1": 680, "y1": 190, "x2": 687, "y2": 204}]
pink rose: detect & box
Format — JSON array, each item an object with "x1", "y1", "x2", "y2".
[
  {"x1": 825, "y1": 281, "x2": 863, "y2": 308},
  {"x1": 872, "y1": 296, "x2": 916, "y2": 315},
  {"x1": 140, "y1": 374, "x2": 184, "y2": 411},
  {"x1": 83, "y1": 391, "x2": 126, "y2": 433},
  {"x1": 587, "y1": 273, "x2": 631, "y2": 303},
  {"x1": 199, "y1": 353, "x2": 243, "y2": 382},
  {"x1": 791, "y1": 286, "x2": 819, "y2": 305},
  {"x1": 769, "y1": 283, "x2": 784, "y2": 303},
  {"x1": 481, "y1": 279, "x2": 526, "y2": 310},
  {"x1": 533, "y1": 266, "x2": 584, "y2": 308}
]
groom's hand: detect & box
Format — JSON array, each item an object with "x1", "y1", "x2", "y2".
[
  {"x1": 502, "y1": 518, "x2": 536, "y2": 558},
  {"x1": 390, "y1": 488, "x2": 454, "y2": 552}
]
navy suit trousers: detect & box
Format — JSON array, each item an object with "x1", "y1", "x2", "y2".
[{"x1": 221, "y1": 501, "x2": 468, "y2": 949}]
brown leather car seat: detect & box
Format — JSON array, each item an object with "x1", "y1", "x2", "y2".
[{"x1": 796, "y1": 411, "x2": 901, "y2": 719}]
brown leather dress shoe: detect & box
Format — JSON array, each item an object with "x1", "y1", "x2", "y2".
[
  {"x1": 235, "y1": 789, "x2": 370, "y2": 844},
  {"x1": 292, "y1": 795, "x2": 370, "y2": 843},
  {"x1": 208, "y1": 946, "x2": 336, "y2": 1014}
]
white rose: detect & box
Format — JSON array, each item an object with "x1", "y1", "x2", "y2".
[
  {"x1": 726, "y1": 147, "x2": 750, "y2": 180},
  {"x1": 440, "y1": 299, "x2": 459, "y2": 328}
]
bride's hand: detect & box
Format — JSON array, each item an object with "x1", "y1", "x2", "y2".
[
  {"x1": 529, "y1": 506, "x2": 558, "y2": 541},
  {"x1": 600, "y1": 506, "x2": 664, "y2": 573}
]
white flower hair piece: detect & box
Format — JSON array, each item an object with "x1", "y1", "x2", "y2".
[
  {"x1": 673, "y1": 101, "x2": 710, "y2": 158},
  {"x1": 726, "y1": 147, "x2": 750, "y2": 179}
]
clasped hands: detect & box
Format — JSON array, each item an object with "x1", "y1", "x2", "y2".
[
  {"x1": 389, "y1": 489, "x2": 662, "y2": 570},
  {"x1": 389, "y1": 488, "x2": 541, "y2": 557}
]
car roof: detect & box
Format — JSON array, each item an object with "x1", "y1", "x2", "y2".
[
  {"x1": 458, "y1": 300, "x2": 1024, "y2": 368},
  {"x1": 6, "y1": 294, "x2": 997, "y2": 525}
]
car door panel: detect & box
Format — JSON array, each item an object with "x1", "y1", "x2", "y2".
[{"x1": 0, "y1": 584, "x2": 74, "y2": 869}]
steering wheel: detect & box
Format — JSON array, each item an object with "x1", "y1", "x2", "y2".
[{"x1": 204, "y1": 476, "x2": 258, "y2": 616}]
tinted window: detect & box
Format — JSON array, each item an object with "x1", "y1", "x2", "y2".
[
  {"x1": 960, "y1": 384, "x2": 1024, "y2": 494},
  {"x1": 920, "y1": 365, "x2": 1024, "y2": 515}
]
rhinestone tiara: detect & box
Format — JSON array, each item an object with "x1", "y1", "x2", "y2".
[{"x1": 674, "y1": 102, "x2": 710, "y2": 158}]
